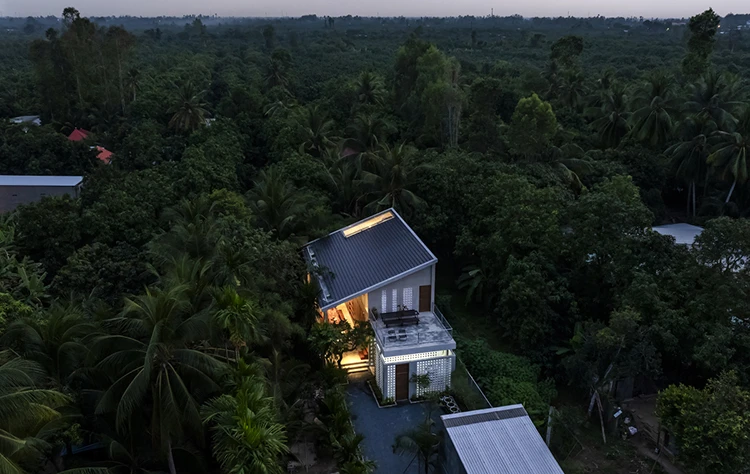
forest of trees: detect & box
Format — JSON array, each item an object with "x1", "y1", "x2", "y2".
[{"x1": 2, "y1": 6, "x2": 750, "y2": 473}]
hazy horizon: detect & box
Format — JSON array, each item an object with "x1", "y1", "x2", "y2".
[{"x1": 0, "y1": 0, "x2": 747, "y2": 19}]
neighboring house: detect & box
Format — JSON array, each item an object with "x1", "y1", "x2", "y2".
[
  {"x1": 652, "y1": 223, "x2": 703, "y2": 246},
  {"x1": 94, "y1": 146, "x2": 113, "y2": 164},
  {"x1": 0, "y1": 175, "x2": 83, "y2": 213},
  {"x1": 68, "y1": 128, "x2": 91, "y2": 141},
  {"x1": 304, "y1": 209, "x2": 456, "y2": 402},
  {"x1": 440, "y1": 405, "x2": 564, "y2": 474},
  {"x1": 67, "y1": 129, "x2": 113, "y2": 164},
  {"x1": 9, "y1": 115, "x2": 42, "y2": 127}
]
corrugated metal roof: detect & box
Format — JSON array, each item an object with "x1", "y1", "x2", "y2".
[
  {"x1": 652, "y1": 223, "x2": 703, "y2": 245},
  {"x1": 304, "y1": 209, "x2": 436, "y2": 310},
  {"x1": 0, "y1": 176, "x2": 83, "y2": 187},
  {"x1": 442, "y1": 405, "x2": 564, "y2": 474}
]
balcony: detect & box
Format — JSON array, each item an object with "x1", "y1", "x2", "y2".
[{"x1": 370, "y1": 305, "x2": 455, "y2": 357}]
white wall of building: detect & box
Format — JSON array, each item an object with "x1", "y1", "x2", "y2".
[
  {"x1": 367, "y1": 265, "x2": 434, "y2": 314},
  {"x1": 375, "y1": 349, "x2": 456, "y2": 401}
]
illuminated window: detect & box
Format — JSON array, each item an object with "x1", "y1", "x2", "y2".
[
  {"x1": 392, "y1": 289, "x2": 398, "y2": 311},
  {"x1": 403, "y1": 288, "x2": 413, "y2": 310},
  {"x1": 381, "y1": 290, "x2": 387, "y2": 312},
  {"x1": 342, "y1": 211, "x2": 394, "y2": 238}
]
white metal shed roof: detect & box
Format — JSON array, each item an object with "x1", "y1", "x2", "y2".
[
  {"x1": 442, "y1": 405, "x2": 564, "y2": 474},
  {"x1": 0, "y1": 176, "x2": 83, "y2": 187},
  {"x1": 652, "y1": 223, "x2": 704, "y2": 245}
]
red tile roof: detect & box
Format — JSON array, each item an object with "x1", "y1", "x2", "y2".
[
  {"x1": 95, "y1": 146, "x2": 113, "y2": 164},
  {"x1": 68, "y1": 128, "x2": 90, "y2": 141}
]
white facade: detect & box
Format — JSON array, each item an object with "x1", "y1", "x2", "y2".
[
  {"x1": 365, "y1": 263, "x2": 457, "y2": 401},
  {"x1": 367, "y1": 266, "x2": 433, "y2": 314}
]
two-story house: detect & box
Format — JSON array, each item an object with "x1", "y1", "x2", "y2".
[{"x1": 303, "y1": 209, "x2": 456, "y2": 402}]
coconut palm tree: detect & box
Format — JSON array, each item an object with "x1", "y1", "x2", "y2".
[
  {"x1": 211, "y1": 287, "x2": 261, "y2": 363},
  {"x1": 93, "y1": 286, "x2": 226, "y2": 474},
  {"x1": 685, "y1": 71, "x2": 743, "y2": 130},
  {"x1": 628, "y1": 70, "x2": 679, "y2": 147},
  {"x1": 325, "y1": 159, "x2": 361, "y2": 215},
  {"x1": 262, "y1": 349, "x2": 308, "y2": 412},
  {"x1": 0, "y1": 353, "x2": 72, "y2": 474},
  {"x1": 295, "y1": 105, "x2": 339, "y2": 157},
  {"x1": 360, "y1": 143, "x2": 425, "y2": 217},
  {"x1": 168, "y1": 82, "x2": 209, "y2": 132},
  {"x1": 247, "y1": 168, "x2": 308, "y2": 239},
  {"x1": 588, "y1": 85, "x2": 630, "y2": 148},
  {"x1": 1, "y1": 303, "x2": 95, "y2": 389},
  {"x1": 264, "y1": 58, "x2": 290, "y2": 90},
  {"x1": 393, "y1": 415, "x2": 441, "y2": 474},
  {"x1": 559, "y1": 70, "x2": 587, "y2": 112},
  {"x1": 124, "y1": 68, "x2": 140, "y2": 103},
  {"x1": 707, "y1": 106, "x2": 750, "y2": 204},
  {"x1": 354, "y1": 71, "x2": 385, "y2": 107},
  {"x1": 201, "y1": 376, "x2": 288, "y2": 474},
  {"x1": 344, "y1": 113, "x2": 393, "y2": 154},
  {"x1": 667, "y1": 116, "x2": 715, "y2": 215}
]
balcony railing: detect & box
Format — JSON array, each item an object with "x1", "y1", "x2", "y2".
[
  {"x1": 432, "y1": 304, "x2": 453, "y2": 334},
  {"x1": 370, "y1": 305, "x2": 454, "y2": 348}
]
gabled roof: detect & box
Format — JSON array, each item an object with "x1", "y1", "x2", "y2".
[
  {"x1": 652, "y1": 223, "x2": 703, "y2": 245},
  {"x1": 68, "y1": 128, "x2": 90, "y2": 141},
  {"x1": 304, "y1": 209, "x2": 436, "y2": 310},
  {"x1": 442, "y1": 405, "x2": 564, "y2": 474},
  {"x1": 0, "y1": 176, "x2": 83, "y2": 187},
  {"x1": 95, "y1": 146, "x2": 113, "y2": 164}
]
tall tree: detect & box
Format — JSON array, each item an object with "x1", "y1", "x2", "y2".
[
  {"x1": 682, "y1": 9, "x2": 722, "y2": 78},
  {"x1": 707, "y1": 106, "x2": 750, "y2": 203},
  {"x1": 667, "y1": 116, "x2": 715, "y2": 215},
  {"x1": 168, "y1": 82, "x2": 209, "y2": 132},
  {"x1": 353, "y1": 71, "x2": 385, "y2": 108},
  {"x1": 589, "y1": 84, "x2": 630, "y2": 148},
  {"x1": 686, "y1": 70, "x2": 743, "y2": 130},
  {"x1": 360, "y1": 143, "x2": 425, "y2": 217},
  {"x1": 1, "y1": 303, "x2": 94, "y2": 389},
  {"x1": 295, "y1": 105, "x2": 338, "y2": 157},
  {"x1": 0, "y1": 353, "x2": 71, "y2": 474},
  {"x1": 94, "y1": 286, "x2": 226, "y2": 474},
  {"x1": 506, "y1": 93, "x2": 558, "y2": 158},
  {"x1": 247, "y1": 168, "x2": 307, "y2": 239},
  {"x1": 628, "y1": 70, "x2": 678, "y2": 147}
]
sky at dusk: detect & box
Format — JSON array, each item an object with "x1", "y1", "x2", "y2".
[{"x1": 0, "y1": 0, "x2": 746, "y2": 18}]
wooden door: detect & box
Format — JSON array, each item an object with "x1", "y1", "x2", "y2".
[
  {"x1": 395, "y1": 364, "x2": 409, "y2": 401},
  {"x1": 419, "y1": 285, "x2": 432, "y2": 312}
]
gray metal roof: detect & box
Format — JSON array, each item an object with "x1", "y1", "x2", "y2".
[
  {"x1": 652, "y1": 223, "x2": 704, "y2": 245},
  {"x1": 304, "y1": 209, "x2": 436, "y2": 310},
  {"x1": 0, "y1": 176, "x2": 83, "y2": 187},
  {"x1": 442, "y1": 405, "x2": 564, "y2": 474}
]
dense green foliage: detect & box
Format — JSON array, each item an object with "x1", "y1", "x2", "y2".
[
  {"x1": 2, "y1": 7, "x2": 750, "y2": 472},
  {"x1": 657, "y1": 372, "x2": 750, "y2": 473}
]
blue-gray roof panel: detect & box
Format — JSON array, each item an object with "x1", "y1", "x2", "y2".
[
  {"x1": 305, "y1": 210, "x2": 436, "y2": 309},
  {"x1": 442, "y1": 405, "x2": 564, "y2": 474},
  {"x1": 0, "y1": 176, "x2": 83, "y2": 187}
]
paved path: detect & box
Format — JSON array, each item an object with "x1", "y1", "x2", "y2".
[{"x1": 346, "y1": 377, "x2": 428, "y2": 474}]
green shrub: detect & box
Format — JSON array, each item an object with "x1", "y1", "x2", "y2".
[{"x1": 458, "y1": 338, "x2": 556, "y2": 423}]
